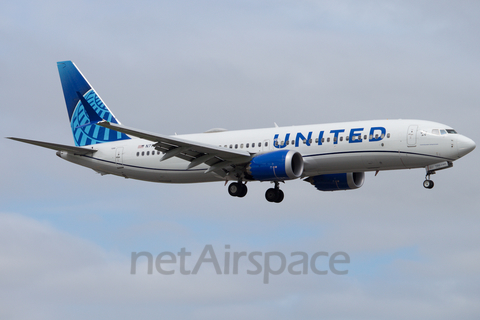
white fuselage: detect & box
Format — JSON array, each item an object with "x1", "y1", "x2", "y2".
[{"x1": 58, "y1": 119, "x2": 473, "y2": 183}]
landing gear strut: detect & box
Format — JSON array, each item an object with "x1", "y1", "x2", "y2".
[
  {"x1": 423, "y1": 171, "x2": 435, "y2": 189},
  {"x1": 228, "y1": 182, "x2": 248, "y2": 197},
  {"x1": 265, "y1": 181, "x2": 284, "y2": 203},
  {"x1": 422, "y1": 161, "x2": 453, "y2": 189}
]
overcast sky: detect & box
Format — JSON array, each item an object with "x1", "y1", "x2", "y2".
[{"x1": 1, "y1": 1, "x2": 480, "y2": 319}]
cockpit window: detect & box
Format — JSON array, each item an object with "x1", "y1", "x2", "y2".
[
  {"x1": 432, "y1": 129, "x2": 440, "y2": 135},
  {"x1": 440, "y1": 129, "x2": 447, "y2": 135},
  {"x1": 446, "y1": 129, "x2": 457, "y2": 134}
]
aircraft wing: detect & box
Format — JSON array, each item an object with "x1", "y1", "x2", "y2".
[
  {"x1": 97, "y1": 121, "x2": 252, "y2": 171},
  {"x1": 6, "y1": 137, "x2": 97, "y2": 155}
]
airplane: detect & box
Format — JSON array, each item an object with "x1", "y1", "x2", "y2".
[{"x1": 7, "y1": 61, "x2": 476, "y2": 203}]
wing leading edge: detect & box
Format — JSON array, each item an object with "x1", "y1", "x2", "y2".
[{"x1": 97, "y1": 121, "x2": 252, "y2": 171}]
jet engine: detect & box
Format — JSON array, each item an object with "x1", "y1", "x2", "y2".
[
  {"x1": 246, "y1": 150, "x2": 304, "y2": 181},
  {"x1": 306, "y1": 172, "x2": 365, "y2": 191}
]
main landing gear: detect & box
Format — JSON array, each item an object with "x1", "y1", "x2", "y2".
[
  {"x1": 265, "y1": 181, "x2": 284, "y2": 203},
  {"x1": 228, "y1": 182, "x2": 248, "y2": 197},
  {"x1": 227, "y1": 181, "x2": 285, "y2": 203}
]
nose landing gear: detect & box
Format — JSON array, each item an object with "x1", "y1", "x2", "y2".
[
  {"x1": 423, "y1": 170, "x2": 435, "y2": 189},
  {"x1": 422, "y1": 161, "x2": 453, "y2": 189},
  {"x1": 423, "y1": 178, "x2": 434, "y2": 189}
]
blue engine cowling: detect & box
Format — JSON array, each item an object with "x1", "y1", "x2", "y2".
[
  {"x1": 306, "y1": 172, "x2": 365, "y2": 191},
  {"x1": 246, "y1": 150, "x2": 304, "y2": 181}
]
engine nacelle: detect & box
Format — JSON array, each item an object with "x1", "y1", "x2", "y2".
[
  {"x1": 307, "y1": 172, "x2": 365, "y2": 191},
  {"x1": 246, "y1": 150, "x2": 304, "y2": 181}
]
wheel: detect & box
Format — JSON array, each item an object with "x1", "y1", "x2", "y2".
[
  {"x1": 423, "y1": 180, "x2": 434, "y2": 189},
  {"x1": 238, "y1": 184, "x2": 248, "y2": 197},
  {"x1": 274, "y1": 189, "x2": 284, "y2": 203},
  {"x1": 265, "y1": 188, "x2": 278, "y2": 202},
  {"x1": 228, "y1": 182, "x2": 241, "y2": 196},
  {"x1": 265, "y1": 188, "x2": 284, "y2": 203},
  {"x1": 228, "y1": 182, "x2": 247, "y2": 197}
]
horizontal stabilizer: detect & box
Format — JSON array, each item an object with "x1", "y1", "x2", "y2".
[{"x1": 6, "y1": 137, "x2": 97, "y2": 155}]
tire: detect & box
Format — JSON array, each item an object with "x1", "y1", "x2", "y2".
[
  {"x1": 423, "y1": 180, "x2": 434, "y2": 189},
  {"x1": 238, "y1": 184, "x2": 248, "y2": 198},
  {"x1": 274, "y1": 189, "x2": 284, "y2": 203},
  {"x1": 228, "y1": 182, "x2": 240, "y2": 196},
  {"x1": 265, "y1": 188, "x2": 278, "y2": 202}
]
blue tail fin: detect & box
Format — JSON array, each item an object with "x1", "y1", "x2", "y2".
[{"x1": 57, "y1": 61, "x2": 130, "y2": 146}]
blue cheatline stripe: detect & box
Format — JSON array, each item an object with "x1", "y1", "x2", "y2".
[
  {"x1": 302, "y1": 150, "x2": 455, "y2": 161},
  {"x1": 76, "y1": 149, "x2": 453, "y2": 175}
]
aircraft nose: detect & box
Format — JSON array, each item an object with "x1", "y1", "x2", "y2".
[{"x1": 457, "y1": 135, "x2": 476, "y2": 158}]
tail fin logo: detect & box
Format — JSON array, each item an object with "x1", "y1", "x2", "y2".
[
  {"x1": 71, "y1": 90, "x2": 130, "y2": 146},
  {"x1": 57, "y1": 61, "x2": 130, "y2": 147}
]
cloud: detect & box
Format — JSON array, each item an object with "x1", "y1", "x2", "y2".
[
  {"x1": 2, "y1": 211, "x2": 480, "y2": 319},
  {"x1": 1, "y1": 0, "x2": 480, "y2": 319}
]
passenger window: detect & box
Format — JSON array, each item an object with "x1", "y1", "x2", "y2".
[
  {"x1": 315, "y1": 138, "x2": 318, "y2": 143},
  {"x1": 321, "y1": 138, "x2": 325, "y2": 143},
  {"x1": 346, "y1": 136, "x2": 349, "y2": 141},
  {"x1": 333, "y1": 137, "x2": 337, "y2": 142},
  {"x1": 252, "y1": 143, "x2": 255, "y2": 148},
  {"x1": 229, "y1": 144, "x2": 232, "y2": 148},
  {"x1": 246, "y1": 143, "x2": 249, "y2": 148},
  {"x1": 136, "y1": 152, "x2": 139, "y2": 156},
  {"x1": 364, "y1": 135, "x2": 367, "y2": 140},
  {"x1": 141, "y1": 151, "x2": 144, "y2": 156},
  {"x1": 291, "y1": 140, "x2": 294, "y2": 145},
  {"x1": 240, "y1": 144, "x2": 243, "y2": 148},
  {"x1": 340, "y1": 137, "x2": 343, "y2": 142},
  {"x1": 235, "y1": 144, "x2": 238, "y2": 149},
  {"x1": 327, "y1": 137, "x2": 330, "y2": 143},
  {"x1": 387, "y1": 133, "x2": 390, "y2": 138},
  {"x1": 265, "y1": 142, "x2": 268, "y2": 147},
  {"x1": 147, "y1": 151, "x2": 150, "y2": 156},
  {"x1": 375, "y1": 134, "x2": 378, "y2": 139}
]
